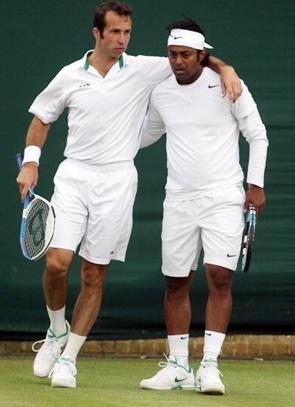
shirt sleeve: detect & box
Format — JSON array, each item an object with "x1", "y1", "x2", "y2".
[
  {"x1": 28, "y1": 68, "x2": 67, "y2": 124},
  {"x1": 230, "y1": 80, "x2": 257, "y2": 120},
  {"x1": 139, "y1": 93, "x2": 166, "y2": 149},
  {"x1": 136, "y1": 56, "x2": 172, "y2": 87},
  {"x1": 230, "y1": 81, "x2": 269, "y2": 187},
  {"x1": 238, "y1": 109, "x2": 269, "y2": 188}
]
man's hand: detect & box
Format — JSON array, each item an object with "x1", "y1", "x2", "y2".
[
  {"x1": 219, "y1": 65, "x2": 242, "y2": 103},
  {"x1": 244, "y1": 184, "x2": 265, "y2": 217},
  {"x1": 16, "y1": 162, "x2": 39, "y2": 202}
]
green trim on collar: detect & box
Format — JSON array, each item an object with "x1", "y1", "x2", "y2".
[
  {"x1": 84, "y1": 51, "x2": 93, "y2": 71},
  {"x1": 84, "y1": 58, "x2": 90, "y2": 71},
  {"x1": 119, "y1": 55, "x2": 124, "y2": 69},
  {"x1": 84, "y1": 53, "x2": 123, "y2": 71}
]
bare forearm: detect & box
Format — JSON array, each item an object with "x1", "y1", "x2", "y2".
[
  {"x1": 26, "y1": 116, "x2": 50, "y2": 148},
  {"x1": 208, "y1": 55, "x2": 228, "y2": 73},
  {"x1": 16, "y1": 116, "x2": 50, "y2": 201}
]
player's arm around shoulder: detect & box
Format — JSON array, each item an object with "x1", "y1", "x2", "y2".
[
  {"x1": 139, "y1": 88, "x2": 166, "y2": 149},
  {"x1": 136, "y1": 55, "x2": 171, "y2": 85},
  {"x1": 208, "y1": 55, "x2": 242, "y2": 102}
]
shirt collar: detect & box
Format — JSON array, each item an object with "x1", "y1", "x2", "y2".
[{"x1": 81, "y1": 50, "x2": 127, "y2": 71}]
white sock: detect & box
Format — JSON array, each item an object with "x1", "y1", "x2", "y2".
[
  {"x1": 168, "y1": 334, "x2": 189, "y2": 368},
  {"x1": 61, "y1": 332, "x2": 87, "y2": 362},
  {"x1": 202, "y1": 330, "x2": 225, "y2": 364},
  {"x1": 46, "y1": 305, "x2": 66, "y2": 337}
]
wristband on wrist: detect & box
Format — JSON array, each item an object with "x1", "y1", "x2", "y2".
[{"x1": 22, "y1": 145, "x2": 41, "y2": 166}]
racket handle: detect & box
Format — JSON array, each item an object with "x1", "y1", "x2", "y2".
[
  {"x1": 16, "y1": 152, "x2": 24, "y2": 170},
  {"x1": 16, "y1": 152, "x2": 35, "y2": 196}
]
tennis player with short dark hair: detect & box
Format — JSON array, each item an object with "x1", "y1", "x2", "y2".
[
  {"x1": 16, "y1": 2, "x2": 243, "y2": 388},
  {"x1": 139, "y1": 18, "x2": 268, "y2": 394}
]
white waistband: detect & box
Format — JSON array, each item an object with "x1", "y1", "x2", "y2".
[
  {"x1": 165, "y1": 183, "x2": 244, "y2": 201},
  {"x1": 64, "y1": 158, "x2": 134, "y2": 172}
]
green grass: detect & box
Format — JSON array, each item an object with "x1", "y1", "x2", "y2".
[{"x1": 1, "y1": 357, "x2": 295, "y2": 407}]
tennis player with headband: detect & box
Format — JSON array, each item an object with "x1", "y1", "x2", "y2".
[
  {"x1": 16, "y1": 2, "x2": 243, "y2": 389},
  {"x1": 139, "y1": 18, "x2": 268, "y2": 394}
]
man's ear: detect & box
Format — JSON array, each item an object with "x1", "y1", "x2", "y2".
[
  {"x1": 199, "y1": 50, "x2": 207, "y2": 62},
  {"x1": 92, "y1": 27, "x2": 102, "y2": 40}
]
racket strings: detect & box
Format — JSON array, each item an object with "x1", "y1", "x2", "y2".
[
  {"x1": 241, "y1": 207, "x2": 256, "y2": 272},
  {"x1": 21, "y1": 199, "x2": 50, "y2": 258}
]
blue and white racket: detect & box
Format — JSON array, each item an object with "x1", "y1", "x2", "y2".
[
  {"x1": 241, "y1": 204, "x2": 256, "y2": 272},
  {"x1": 16, "y1": 152, "x2": 55, "y2": 261}
]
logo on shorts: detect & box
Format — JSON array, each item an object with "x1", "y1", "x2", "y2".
[{"x1": 226, "y1": 253, "x2": 237, "y2": 257}]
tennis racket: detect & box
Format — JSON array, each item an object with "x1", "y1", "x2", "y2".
[
  {"x1": 241, "y1": 204, "x2": 256, "y2": 272},
  {"x1": 16, "y1": 152, "x2": 55, "y2": 261}
]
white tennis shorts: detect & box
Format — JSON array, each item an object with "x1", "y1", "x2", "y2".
[
  {"x1": 49, "y1": 158, "x2": 138, "y2": 264},
  {"x1": 162, "y1": 185, "x2": 245, "y2": 277}
]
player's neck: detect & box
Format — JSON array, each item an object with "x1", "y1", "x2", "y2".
[
  {"x1": 176, "y1": 67, "x2": 203, "y2": 85},
  {"x1": 88, "y1": 50, "x2": 119, "y2": 77}
]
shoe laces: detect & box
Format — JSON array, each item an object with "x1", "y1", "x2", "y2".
[
  {"x1": 48, "y1": 356, "x2": 76, "y2": 378},
  {"x1": 201, "y1": 362, "x2": 223, "y2": 378},
  {"x1": 158, "y1": 353, "x2": 177, "y2": 369},
  {"x1": 32, "y1": 338, "x2": 63, "y2": 360},
  {"x1": 158, "y1": 354, "x2": 190, "y2": 372},
  {"x1": 32, "y1": 323, "x2": 69, "y2": 353}
]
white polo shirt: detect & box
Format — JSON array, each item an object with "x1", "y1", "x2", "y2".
[
  {"x1": 29, "y1": 51, "x2": 171, "y2": 165},
  {"x1": 141, "y1": 67, "x2": 268, "y2": 197}
]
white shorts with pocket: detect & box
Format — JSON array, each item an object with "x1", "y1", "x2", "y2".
[
  {"x1": 162, "y1": 185, "x2": 245, "y2": 277},
  {"x1": 49, "y1": 158, "x2": 138, "y2": 264}
]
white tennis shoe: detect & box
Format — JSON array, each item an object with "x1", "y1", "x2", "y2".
[
  {"x1": 32, "y1": 321, "x2": 70, "y2": 378},
  {"x1": 196, "y1": 362, "x2": 225, "y2": 395},
  {"x1": 140, "y1": 355, "x2": 195, "y2": 390},
  {"x1": 49, "y1": 355, "x2": 77, "y2": 388}
]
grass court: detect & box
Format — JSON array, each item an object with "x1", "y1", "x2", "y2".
[{"x1": 1, "y1": 356, "x2": 295, "y2": 407}]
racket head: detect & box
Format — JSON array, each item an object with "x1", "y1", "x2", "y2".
[
  {"x1": 241, "y1": 205, "x2": 256, "y2": 272},
  {"x1": 20, "y1": 192, "x2": 55, "y2": 261}
]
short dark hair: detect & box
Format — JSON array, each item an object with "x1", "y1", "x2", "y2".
[
  {"x1": 167, "y1": 17, "x2": 209, "y2": 66},
  {"x1": 167, "y1": 17, "x2": 205, "y2": 36},
  {"x1": 93, "y1": 1, "x2": 133, "y2": 34}
]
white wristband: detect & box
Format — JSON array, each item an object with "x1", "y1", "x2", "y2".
[{"x1": 22, "y1": 146, "x2": 41, "y2": 166}]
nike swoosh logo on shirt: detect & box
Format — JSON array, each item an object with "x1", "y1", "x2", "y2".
[
  {"x1": 208, "y1": 84, "x2": 220, "y2": 89},
  {"x1": 227, "y1": 254, "x2": 237, "y2": 257}
]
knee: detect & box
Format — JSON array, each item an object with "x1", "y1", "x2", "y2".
[
  {"x1": 81, "y1": 263, "x2": 108, "y2": 289},
  {"x1": 45, "y1": 249, "x2": 72, "y2": 276},
  {"x1": 166, "y1": 276, "x2": 191, "y2": 299},
  {"x1": 206, "y1": 265, "x2": 233, "y2": 293}
]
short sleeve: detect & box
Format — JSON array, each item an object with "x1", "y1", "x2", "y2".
[{"x1": 28, "y1": 68, "x2": 67, "y2": 123}]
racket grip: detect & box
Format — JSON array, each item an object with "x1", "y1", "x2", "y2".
[{"x1": 16, "y1": 152, "x2": 24, "y2": 170}]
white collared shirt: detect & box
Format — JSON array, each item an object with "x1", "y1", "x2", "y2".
[{"x1": 29, "y1": 51, "x2": 170, "y2": 165}]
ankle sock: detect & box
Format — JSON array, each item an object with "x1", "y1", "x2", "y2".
[{"x1": 168, "y1": 334, "x2": 189, "y2": 368}]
